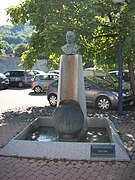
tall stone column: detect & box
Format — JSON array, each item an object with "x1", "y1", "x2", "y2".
[{"x1": 57, "y1": 54, "x2": 87, "y2": 133}]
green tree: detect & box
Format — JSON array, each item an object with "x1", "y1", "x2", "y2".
[
  {"x1": 90, "y1": 0, "x2": 135, "y2": 96},
  {"x1": 6, "y1": 0, "x2": 98, "y2": 69},
  {"x1": 0, "y1": 38, "x2": 5, "y2": 55},
  {"x1": 14, "y1": 43, "x2": 27, "y2": 57},
  {"x1": 0, "y1": 38, "x2": 3, "y2": 55},
  {"x1": 0, "y1": 24, "x2": 33, "y2": 53},
  {"x1": 6, "y1": 0, "x2": 135, "y2": 94},
  {"x1": 14, "y1": 44, "x2": 27, "y2": 57},
  {"x1": 2, "y1": 40, "x2": 12, "y2": 53}
]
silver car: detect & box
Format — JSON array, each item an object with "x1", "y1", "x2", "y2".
[
  {"x1": 31, "y1": 73, "x2": 59, "y2": 93},
  {"x1": 46, "y1": 77, "x2": 134, "y2": 110}
]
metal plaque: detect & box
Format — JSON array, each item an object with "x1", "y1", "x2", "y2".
[{"x1": 91, "y1": 144, "x2": 115, "y2": 158}]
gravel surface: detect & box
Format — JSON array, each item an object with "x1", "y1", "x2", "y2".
[{"x1": 0, "y1": 105, "x2": 135, "y2": 123}]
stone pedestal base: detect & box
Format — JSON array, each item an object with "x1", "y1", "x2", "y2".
[{"x1": 57, "y1": 54, "x2": 87, "y2": 132}]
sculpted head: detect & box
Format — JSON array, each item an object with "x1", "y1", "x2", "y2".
[
  {"x1": 66, "y1": 31, "x2": 75, "y2": 44},
  {"x1": 61, "y1": 31, "x2": 80, "y2": 54}
]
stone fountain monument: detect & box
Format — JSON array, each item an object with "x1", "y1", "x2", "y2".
[
  {"x1": 0, "y1": 31, "x2": 130, "y2": 161},
  {"x1": 53, "y1": 31, "x2": 87, "y2": 140}
]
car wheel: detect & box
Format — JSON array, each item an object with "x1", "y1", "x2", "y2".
[
  {"x1": 34, "y1": 86, "x2": 42, "y2": 93},
  {"x1": 96, "y1": 96, "x2": 111, "y2": 110},
  {"x1": 48, "y1": 94, "x2": 57, "y2": 107},
  {"x1": 18, "y1": 81, "x2": 24, "y2": 88}
]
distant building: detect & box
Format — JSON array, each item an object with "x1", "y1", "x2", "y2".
[
  {"x1": 6, "y1": 49, "x2": 15, "y2": 57},
  {"x1": 0, "y1": 56, "x2": 48, "y2": 73}
]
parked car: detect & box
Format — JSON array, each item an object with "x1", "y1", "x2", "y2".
[
  {"x1": 83, "y1": 67, "x2": 106, "y2": 77},
  {"x1": 0, "y1": 73, "x2": 9, "y2": 90},
  {"x1": 48, "y1": 70, "x2": 59, "y2": 75},
  {"x1": 109, "y1": 70, "x2": 131, "y2": 82},
  {"x1": 97, "y1": 74, "x2": 130, "y2": 90},
  {"x1": 46, "y1": 76, "x2": 134, "y2": 110},
  {"x1": 4, "y1": 70, "x2": 35, "y2": 87},
  {"x1": 108, "y1": 69, "x2": 135, "y2": 82},
  {"x1": 109, "y1": 70, "x2": 134, "y2": 90},
  {"x1": 31, "y1": 73, "x2": 59, "y2": 93},
  {"x1": 33, "y1": 70, "x2": 46, "y2": 75}
]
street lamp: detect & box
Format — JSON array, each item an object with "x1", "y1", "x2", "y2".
[{"x1": 112, "y1": 0, "x2": 125, "y2": 116}]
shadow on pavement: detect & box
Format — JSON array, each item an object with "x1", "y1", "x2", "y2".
[
  {"x1": 29, "y1": 92, "x2": 46, "y2": 96},
  {"x1": 8, "y1": 87, "x2": 30, "y2": 90}
]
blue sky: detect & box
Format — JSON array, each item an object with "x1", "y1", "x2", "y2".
[{"x1": 0, "y1": 0, "x2": 22, "y2": 26}]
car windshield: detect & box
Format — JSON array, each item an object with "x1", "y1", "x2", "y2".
[
  {"x1": 40, "y1": 75, "x2": 58, "y2": 80},
  {"x1": 86, "y1": 77, "x2": 116, "y2": 90},
  {"x1": 106, "y1": 74, "x2": 118, "y2": 83},
  {"x1": 52, "y1": 77, "x2": 117, "y2": 91}
]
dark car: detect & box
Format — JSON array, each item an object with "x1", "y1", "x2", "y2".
[
  {"x1": 108, "y1": 70, "x2": 135, "y2": 89},
  {"x1": 46, "y1": 76, "x2": 134, "y2": 110},
  {"x1": 4, "y1": 70, "x2": 35, "y2": 88},
  {"x1": 0, "y1": 73, "x2": 9, "y2": 90},
  {"x1": 109, "y1": 70, "x2": 131, "y2": 82}
]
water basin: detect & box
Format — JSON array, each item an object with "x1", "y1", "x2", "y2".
[
  {"x1": 0, "y1": 116, "x2": 130, "y2": 161},
  {"x1": 27, "y1": 126, "x2": 110, "y2": 143}
]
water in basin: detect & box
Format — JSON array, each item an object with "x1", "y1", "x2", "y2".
[{"x1": 27, "y1": 126, "x2": 110, "y2": 143}]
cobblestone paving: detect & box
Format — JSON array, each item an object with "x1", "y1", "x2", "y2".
[{"x1": 0, "y1": 106, "x2": 135, "y2": 180}]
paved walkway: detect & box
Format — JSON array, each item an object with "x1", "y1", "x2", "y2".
[{"x1": 0, "y1": 107, "x2": 135, "y2": 180}]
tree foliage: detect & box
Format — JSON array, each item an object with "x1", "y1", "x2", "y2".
[
  {"x1": 90, "y1": 0, "x2": 135, "y2": 95},
  {"x1": 0, "y1": 38, "x2": 5, "y2": 55},
  {"x1": 0, "y1": 23, "x2": 33, "y2": 55},
  {"x1": 14, "y1": 43, "x2": 27, "y2": 57},
  {"x1": 6, "y1": 0, "x2": 99, "y2": 68},
  {"x1": 6, "y1": 0, "x2": 135, "y2": 71},
  {"x1": 90, "y1": 0, "x2": 135, "y2": 71}
]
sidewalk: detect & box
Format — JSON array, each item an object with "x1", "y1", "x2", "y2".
[{"x1": 0, "y1": 106, "x2": 135, "y2": 180}]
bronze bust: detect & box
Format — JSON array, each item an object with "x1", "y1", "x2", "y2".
[{"x1": 61, "y1": 31, "x2": 80, "y2": 55}]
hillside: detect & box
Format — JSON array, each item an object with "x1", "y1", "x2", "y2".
[{"x1": 0, "y1": 23, "x2": 33, "y2": 54}]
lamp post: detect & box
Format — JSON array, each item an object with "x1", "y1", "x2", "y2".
[{"x1": 112, "y1": 0, "x2": 125, "y2": 116}]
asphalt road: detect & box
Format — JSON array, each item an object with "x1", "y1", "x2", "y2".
[
  {"x1": 0, "y1": 87, "x2": 134, "y2": 112},
  {"x1": 0, "y1": 87, "x2": 49, "y2": 111}
]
